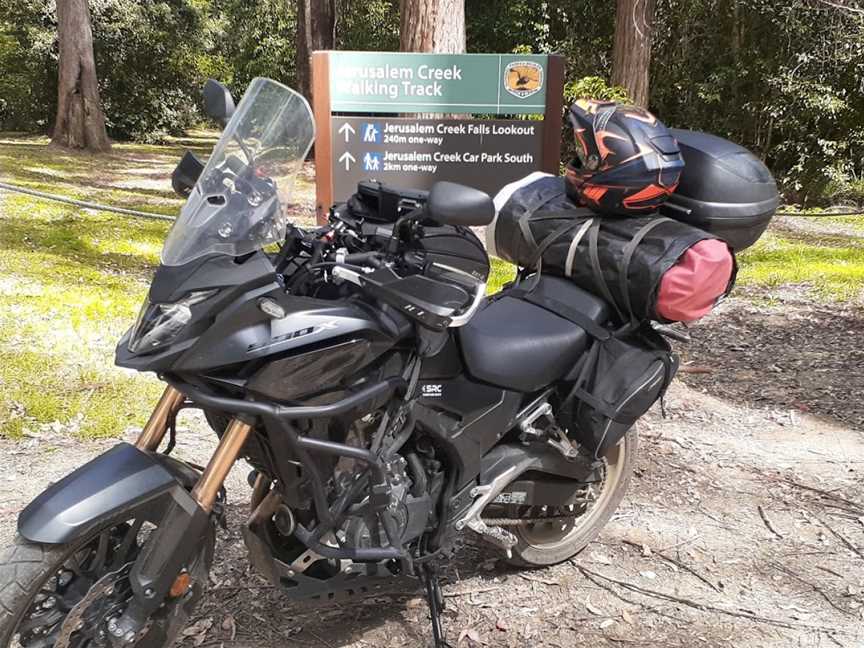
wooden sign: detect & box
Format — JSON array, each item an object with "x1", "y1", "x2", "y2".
[{"x1": 312, "y1": 51, "x2": 565, "y2": 223}]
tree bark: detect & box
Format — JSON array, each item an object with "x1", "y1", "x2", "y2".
[
  {"x1": 295, "y1": 0, "x2": 336, "y2": 102},
  {"x1": 399, "y1": 0, "x2": 465, "y2": 54},
  {"x1": 51, "y1": 0, "x2": 111, "y2": 152},
  {"x1": 611, "y1": 0, "x2": 657, "y2": 107}
]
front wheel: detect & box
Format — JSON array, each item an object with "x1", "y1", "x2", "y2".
[
  {"x1": 486, "y1": 428, "x2": 638, "y2": 567},
  {"x1": 0, "y1": 513, "x2": 214, "y2": 648}
]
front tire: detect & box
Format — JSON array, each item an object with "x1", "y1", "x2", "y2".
[
  {"x1": 0, "y1": 514, "x2": 213, "y2": 648},
  {"x1": 492, "y1": 428, "x2": 638, "y2": 568}
]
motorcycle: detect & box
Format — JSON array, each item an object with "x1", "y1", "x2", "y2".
[{"x1": 0, "y1": 78, "x2": 644, "y2": 648}]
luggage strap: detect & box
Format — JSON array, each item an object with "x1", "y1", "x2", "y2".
[
  {"x1": 587, "y1": 221, "x2": 624, "y2": 321},
  {"x1": 588, "y1": 217, "x2": 674, "y2": 323},
  {"x1": 617, "y1": 217, "x2": 674, "y2": 323},
  {"x1": 515, "y1": 182, "x2": 569, "y2": 259},
  {"x1": 507, "y1": 288, "x2": 612, "y2": 342}
]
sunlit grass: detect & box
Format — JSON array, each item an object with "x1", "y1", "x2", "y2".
[
  {"x1": 737, "y1": 230, "x2": 864, "y2": 301},
  {"x1": 0, "y1": 134, "x2": 173, "y2": 438}
]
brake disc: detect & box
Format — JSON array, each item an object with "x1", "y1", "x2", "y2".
[{"x1": 54, "y1": 563, "x2": 151, "y2": 648}]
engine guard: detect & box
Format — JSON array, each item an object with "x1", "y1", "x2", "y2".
[{"x1": 18, "y1": 442, "x2": 202, "y2": 544}]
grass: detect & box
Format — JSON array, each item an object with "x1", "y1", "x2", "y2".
[
  {"x1": 0, "y1": 130, "x2": 860, "y2": 439},
  {"x1": 0, "y1": 135, "x2": 184, "y2": 438},
  {"x1": 488, "y1": 257, "x2": 516, "y2": 293},
  {"x1": 737, "y1": 229, "x2": 864, "y2": 301}
]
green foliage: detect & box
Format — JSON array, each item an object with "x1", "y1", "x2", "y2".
[
  {"x1": 210, "y1": 0, "x2": 298, "y2": 95},
  {"x1": 2, "y1": 0, "x2": 864, "y2": 201},
  {"x1": 651, "y1": 0, "x2": 864, "y2": 204},
  {"x1": 563, "y1": 76, "x2": 630, "y2": 104},
  {"x1": 0, "y1": 0, "x2": 220, "y2": 140},
  {"x1": 337, "y1": 0, "x2": 399, "y2": 51}
]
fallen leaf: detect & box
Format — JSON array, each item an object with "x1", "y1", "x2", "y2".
[
  {"x1": 585, "y1": 595, "x2": 605, "y2": 616},
  {"x1": 621, "y1": 610, "x2": 635, "y2": 625},
  {"x1": 222, "y1": 615, "x2": 236, "y2": 641},
  {"x1": 639, "y1": 571, "x2": 658, "y2": 580},
  {"x1": 458, "y1": 627, "x2": 481, "y2": 645}
]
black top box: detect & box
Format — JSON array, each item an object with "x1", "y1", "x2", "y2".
[{"x1": 663, "y1": 129, "x2": 779, "y2": 251}]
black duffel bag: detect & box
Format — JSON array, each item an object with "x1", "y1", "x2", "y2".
[{"x1": 490, "y1": 176, "x2": 735, "y2": 323}]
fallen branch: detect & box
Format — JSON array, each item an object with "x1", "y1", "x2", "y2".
[
  {"x1": 783, "y1": 478, "x2": 864, "y2": 515},
  {"x1": 578, "y1": 566, "x2": 691, "y2": 626},
  {"x1": 811, "y1": 512, "x2": 864, "y2": 563},
  {"x1": 518, "y1": 573, "x2": 560, "y2": 586},
  {"x1": 757, "y1": 505, "x2": 785, "y2": 539},
  {"x1": 577, "y1": 566, "x2": 848, "y2": 634},
  {"x1": 621, "y1": 539, "x2": 721, "y2": 593},
  {"x1": 770, "y1": 561, "x2": 854, "y2": 618},
  {"x1": 443, "y1": 585, "x2": 501, "y2": 598}
]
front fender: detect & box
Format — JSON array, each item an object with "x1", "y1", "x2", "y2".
[{"x1": 18, "y1": 442, "x2": 197, "y2": 544}]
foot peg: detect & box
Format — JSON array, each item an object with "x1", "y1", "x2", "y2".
[{"x1": 466, "y1": 518, "x2": 517, "y2": 558}]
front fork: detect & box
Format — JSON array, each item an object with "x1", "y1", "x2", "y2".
[
  {"x1": 112, "y1": 386, "x2": 252, "y2": 641},
  {"x1": 134, "y1": 385, "x2": 252, "y2": 513}
]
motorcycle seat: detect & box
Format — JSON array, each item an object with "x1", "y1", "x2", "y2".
[{"x1": 458, "y1": 276, "x2": 609, "y2": 393}]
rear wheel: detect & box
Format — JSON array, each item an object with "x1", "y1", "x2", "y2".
[
  {"x1": 488, "y1": 428, "x2": 637, "y2": 567},
  {"x1": 0, "y1": 512, "x2": 214, "y2": 648}
]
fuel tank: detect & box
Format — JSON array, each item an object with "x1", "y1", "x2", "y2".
[
  {"x1": 174, "y1": 287, "x2": 405, "y2": 380},
  {"x1": 116, "y1": 257, "x2": 411, "y2": 399}
]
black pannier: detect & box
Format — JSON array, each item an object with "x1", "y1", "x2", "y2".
[
  {"x1": 490, "y1": 176, "x2": 734, "y2": 323},
  {"x1": 663, "y1": 129, "x2": 779, "y2": 251},
  {"x1": 561, "y1": 325, "x2": 677, "y2": 459},
  {"x1": 505, "y1": 281, "x2": 676, "y2": 458}
]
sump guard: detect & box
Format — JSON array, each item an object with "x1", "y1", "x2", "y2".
[{"x1": 18, "y1": 443, "x2": 192, "y2": 544}]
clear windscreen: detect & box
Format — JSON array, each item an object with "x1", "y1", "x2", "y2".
[{"x1": 161, "y1": 78, "x2": 315, "y2": 266}]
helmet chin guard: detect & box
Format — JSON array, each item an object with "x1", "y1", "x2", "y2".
[{"x1": 565, "y1": 99, "x2": 685, "y2": 216}]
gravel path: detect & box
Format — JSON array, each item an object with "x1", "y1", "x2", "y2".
[{"x1": 1, "y1": 371, "x2": 861, "y2": 647}]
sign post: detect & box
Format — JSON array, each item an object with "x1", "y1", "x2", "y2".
[{"x1": 312, "y1": 51, "x2": 565, "y2": 223}]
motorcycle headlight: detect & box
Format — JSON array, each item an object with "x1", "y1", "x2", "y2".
[{"x1": 127, "y1": 290, "x2": 218, "y2": 354}]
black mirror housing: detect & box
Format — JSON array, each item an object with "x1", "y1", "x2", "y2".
[
  {"x1": 426, "y1": 182, "x2": 494, "y2": 227},
  {"x1": 171, "y1": 151, "x2": 205, "y2": 197},
  {"x1": 203, "y1": 79, "x2": 236, "y2": 125}
]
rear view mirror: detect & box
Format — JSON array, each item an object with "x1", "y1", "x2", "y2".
[
  {"x1": 203, "y1": 79, "x2": 236, "y2": 125},
  {"x1": 172, "y1": 151, "x2": 205, "y2": 197},
  {"x1": 426, "y1": 182, "x2": 494, "y2": 227}
]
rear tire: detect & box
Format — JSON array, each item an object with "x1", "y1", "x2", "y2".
[{"x1": 500, "y1": 428, "x2": 637, "y2": 568}]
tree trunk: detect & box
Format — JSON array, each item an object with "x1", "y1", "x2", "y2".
[
  {"x1": 399, "y1": 0, "x2": 465, "y2": 54},
  {"x1": 295, "y1": 0, "x2": 336, "y2": 102},
  {"x1": 51, "y1": 0, "x2": 110, "y2": 152},
  {"x1": 611, "y1": 0, "x2": 657, "y2": 108}
]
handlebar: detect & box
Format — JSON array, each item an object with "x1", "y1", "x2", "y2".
[{"x1": 448, "y1": 280, "x2": 487, "y2": 327}]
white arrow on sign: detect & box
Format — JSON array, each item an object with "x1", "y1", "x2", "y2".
[
  {"x1": 339, "y1": 151, "x2": 356, "y2": 171},
  {"x1": 338, "y1": 122, "x2": 356, "y2": 142}
]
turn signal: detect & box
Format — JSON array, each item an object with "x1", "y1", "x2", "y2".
[{"x1": 169, "y1": 572, "x2": 191, "y2": 598}]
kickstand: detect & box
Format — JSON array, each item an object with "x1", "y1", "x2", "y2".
[{"x1": 421, "y1": 564, "x2": 454, "y2": 648}]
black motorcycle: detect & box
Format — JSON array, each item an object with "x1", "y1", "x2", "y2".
[{"x1": 0, "y1": 78, "x2": 642, "y2": 648}]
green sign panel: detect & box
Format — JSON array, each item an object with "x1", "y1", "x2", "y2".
[{"x1": 328, "y1": 52, "x2": 549, "y2": 115}]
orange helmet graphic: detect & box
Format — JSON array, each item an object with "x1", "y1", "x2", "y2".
[{"x1": 565, "y1": 99, "x2": 685, "y2": 216}]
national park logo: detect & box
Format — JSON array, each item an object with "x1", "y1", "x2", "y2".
[{"x1": 504, "y1": 60, "x2": 544, "y2": 99}]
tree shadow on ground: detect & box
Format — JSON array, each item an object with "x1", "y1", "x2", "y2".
[
  {"x1": 0, "y1": 212, "x2": 165, "y2": 277},
  {"x1": 679, "y1": 299, "x2": 864, "y2": 430}
]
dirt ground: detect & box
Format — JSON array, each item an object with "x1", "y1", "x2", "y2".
[{"x1": 1, "y1": 290, "x2": 862, "y2": 648}]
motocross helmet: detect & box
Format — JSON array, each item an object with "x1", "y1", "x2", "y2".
[{"x1": 565, "y1": 99, "x2": 685, "y2": 216}]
